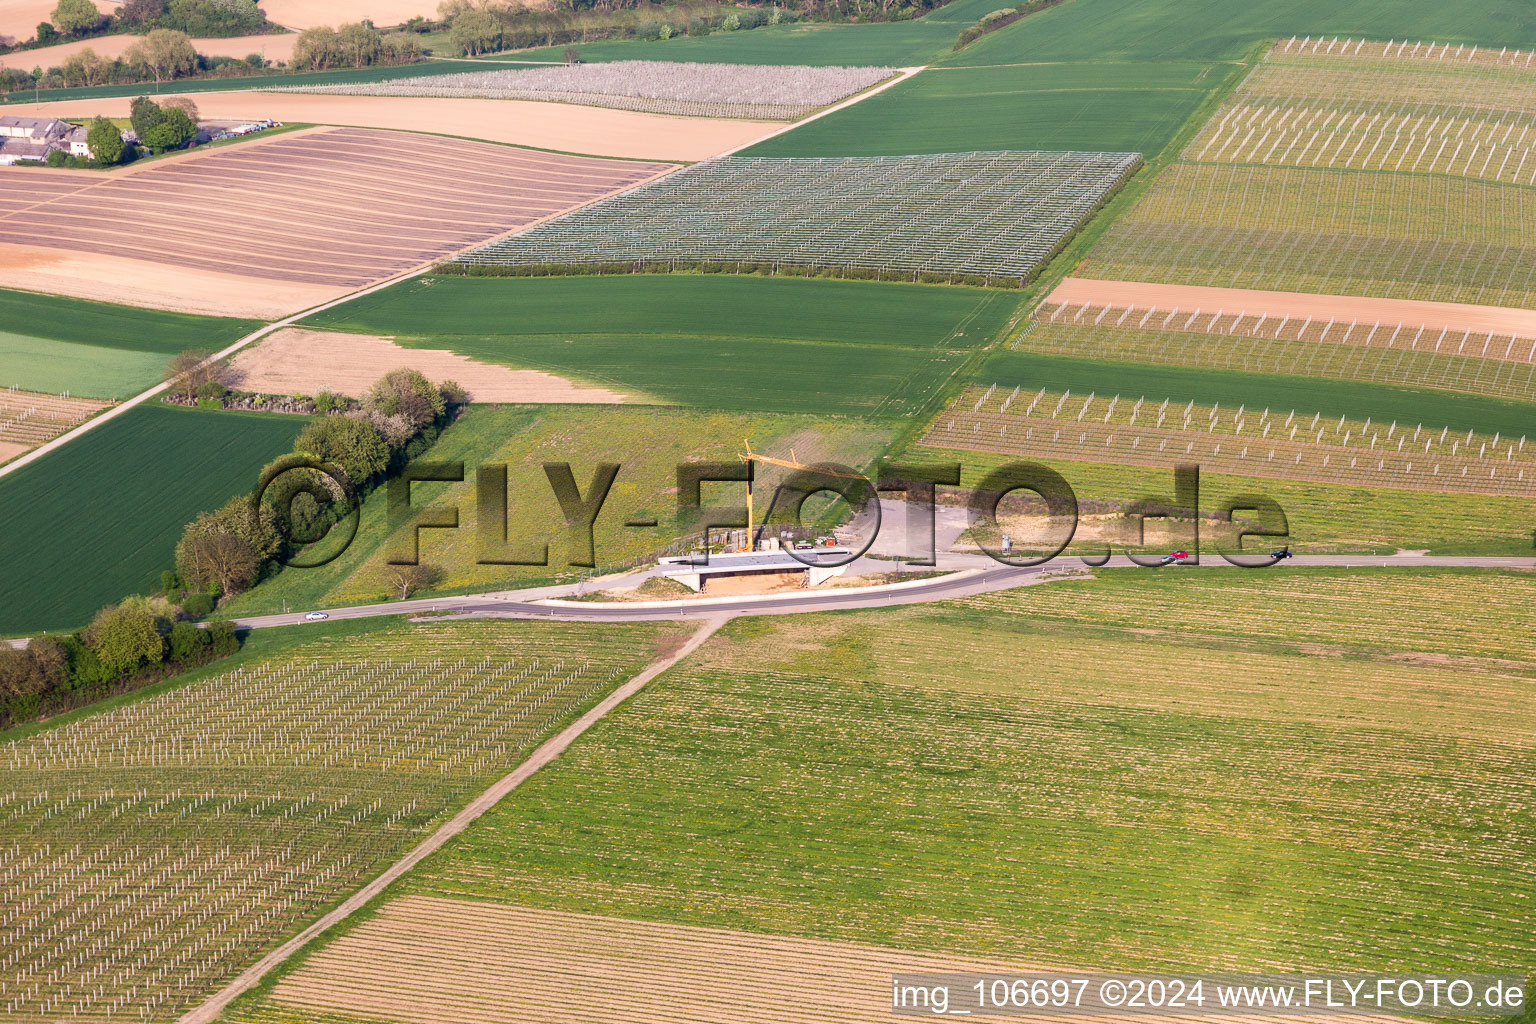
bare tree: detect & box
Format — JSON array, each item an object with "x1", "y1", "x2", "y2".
[
  {"x1": 164, "y1": 349, "x2": 228, "y2": 400},
  {"x1": 381, "y1": 563, "x2": 441, "y2": 600}
]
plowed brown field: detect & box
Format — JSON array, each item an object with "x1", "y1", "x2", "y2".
[
  {"x1": 270, "y1": 896, "x2": 1409, "y2": 1024},
  {"x1": 0, "y1": 126, "x2": 674, "y2": 314},
  {"x1": 230, "y1": 328, "x2": 626, "y2": 402}
]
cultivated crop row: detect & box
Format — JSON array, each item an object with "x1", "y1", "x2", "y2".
[
  {"x1": 456, "y1": 151, "x2": 1142, "y2": 284},
  {"x1": 286, "y1": 61, "x2": 897, "y2": 121},
  {"x1": 1026, "y1": 302, "x2": 1536, "y2": 402},
  {"x1": 365, "y1": 657, "x2": 1533, "y2": 983},
  {"x1": 1189, "y1": 39, "x2": 1536, "y2": 184},
  {"x1": 925, "y1": 385, "x2": 1536, "y2": 496},
  {"x1": 1091, "y1": 162, "x2": 1536, "y2": 308},
  {"x1": 0, "y1": 649, "x2": 628, "y2": 1022},
  {"x1": 0, "y1": 389, "x2": 106, "y2": 448}
]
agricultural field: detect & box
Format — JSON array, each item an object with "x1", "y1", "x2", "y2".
[
  {"x1": 0, "y1": 127, "x2": 674, "y2": 317},
  {"x1": 911, "y1": 442, "x2": 1536, "y2": 554},
  {"x1": 289, "y1": 61, "x2": 898, "y2": 120},
  {"x1": 744, "y1": 61, "x2": 1237, "y2": 158},
  {"x1": 1089, "y1": 41, "x2": 1536, "y2": 308},
  {"x1": 1024, "y1": 296, "x2": 1536, "y2": 404},
  {"x1": 221, "y1": 570, "x2": 1533, "y2": 1024},
  {"x1": 0, "y1": 405, "x2": 304, "y2": 636},
  {"x1": 938, "y1": 0, "x2": 1536, "y2": 65},
  {"x1": 0, "y1": 289, "x2": 259, "y2": 398},
  {"x1": 968, "y1": 351, "x2": 1536, "y2": 440},
  {"x1": 220, "y1": 405, "x2": 898, "y2": 616},
  {"x1": 0, "y1": 389, "x2": 109, "y2": 463},
  {"x1": 0, "y1": 616, "x2": 675, "y2": 1021},
  {"x1": 1190, "y1": 40, "x2": 1536, "y2": 183},
  {"x1": 455, "y1": 151, "x2": 1142, "y2": 284},
  {"x1": 299, "y1": 274, "x2": 1021, "y2": 414},
  {"x1": 501, "y1": 0, "x2": 1005, "y2": 67},
  {"x1": 931, "y1": 382, "x2": 1535, "y2": 497}
]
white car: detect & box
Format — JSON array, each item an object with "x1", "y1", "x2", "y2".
[{"x1": 303, "y1": 610, "x2": 329, "y2": 621}]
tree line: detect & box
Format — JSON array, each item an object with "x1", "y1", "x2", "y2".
[
  {"x1": 0, "y1": 364, "x2": 466, "y2": 729},
  {"x1": 440, "y1": 0, "x2": 950, "y2": 54},
  {"x1": 164, "y1": 358, "x2": 465, "y2": 612},
  {"x1": 4, "y1": 0, "x2": 274, "y2": 50},
  {"x1": 0, "y1": 604, "x2": 240, "y2": 728}
]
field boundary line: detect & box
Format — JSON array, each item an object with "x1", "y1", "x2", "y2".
[
  {"x1": 174, "y1": 613, "x2": 729, "y2": 1024},
  {"x1": 718, "y1": 64, "x2": 926, "y2": 157}
]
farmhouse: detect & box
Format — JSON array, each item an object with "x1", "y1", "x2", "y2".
[
  {"x1": 0, "y1": 115, "x2": 92, "y2": 164},
  {"x1": 656, "y1": 546, "x2": 850, "y2": 593}
]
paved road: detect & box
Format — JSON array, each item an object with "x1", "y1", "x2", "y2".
[{"x1": 232, "y1": 553, "x2": 1535, "y2": 630}]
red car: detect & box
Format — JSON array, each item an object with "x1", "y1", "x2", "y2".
[{"x1": 1158, "y1": 550, "x2": 1191, "y2": 565}]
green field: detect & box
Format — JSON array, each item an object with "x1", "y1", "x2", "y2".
[
  {"x1": 940, "y1": 0, "x2": 1536, "y2": 64},
  {"x1": 0, "y1": 404, "x2": 304, "y2": 635},
  {"x1": 977, "y1": 351, "x2": 1536, "y2": 439},
  {"x1": 0, "y1": 615, "x2": 676, "y2": 1021},
  {"x1": 504, "y1": 0, "x2": 1006, "y2": 67},
  {"x1": 0, "y1": 333, "x2": 168, "y2": 398},
  {"x1": 744, "y1": 61, "x2": 1236, "y2": 157},
  {"x1": 372, "y1": 571, "x2": 1532, "y2": 975},
  {"x1": 303, "y1": 275, "x2": 1019, "y2": 415},
  {"x1": 0, "y1": 288, "x2": 260, "y2": 353},
  {"x1": 220, "y1": 405, "x2": 897, "y2": 615},
  {"x1": 1011, "y1": 319, "x2": 1536, "y2": 405},
  {"x1": 0, "y1": 289, "x2": 260, "y2": 398}
]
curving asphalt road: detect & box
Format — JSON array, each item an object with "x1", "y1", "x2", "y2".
[{"x1": 232, "y1": 553, "x2": 1536, "y2": 630}]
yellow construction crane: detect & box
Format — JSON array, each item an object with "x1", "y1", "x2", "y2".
[{"x1": 737, "y1": 440, "x2": 866, "y2": 549}]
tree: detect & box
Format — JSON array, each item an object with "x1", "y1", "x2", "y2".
[
  {"x1": 449, "y1": 7, "x2": 500, "y2": 55},
  {"x1": 365, "y1": 368, "x2": 444, "y2": 433},
  {"x1": 337, "y1": 21, "x2": 383, "y2": 67},
  {"x1": 143, "y1": 106, "x2": 194, "y2": 150},
  {"x1": 129, "y1": 94, "x2": 166, "y2": 138},
  {"x1": 0, "y1": 640, "x2": 67, "y2": 700},
  {"x1": 206, "y1": 620, "x2": 239, "y2": 657},
  {"x1": 295, "y1": 414, "x2": 389, "y2": 487},
  {"x1": 125, "y1": 28, "x2": 197, "y2": 84},
  {"x1": 165, "y1": 349, "x2": 220, "y2": 398},
  {"x1": 175, "y1": 530, "x2": 260, "y2": 595},
  {"x1": 381, "y1": 562, "x2": 440, "y2": 600},
  {"x1": 174, "y1": 494, "x2": 280, "y2": 597},
  {"x1": 86, "y1": 116, "x2": 126, "y2": 165},
  {"x1": 289, "y1": 26, "x2": 340, "y2": 70},
  {"x1": 119, "y1": 0, "x2": 167, "y2": 25},
  {"x1": 35, "y1": 22, "x2": 58, "y2": 45},
  {"x1": 52, "y1": 0, "x2": 102, "y2": 35},
  {"x1": 186, "y1": 495, "x2": 282, "y2": 560},
  {"x1": 166, "y1": 619, "x2": 211, "y2": 662},
  {"x1": 162, "y1": 94, "x2": 198, "y2": 121},
  {"x1": 83, "y1": 601, "x2": 165, "y2": 677},
  {"x1": 60, "y1": 48, "x2": 110, "y2": 86}
]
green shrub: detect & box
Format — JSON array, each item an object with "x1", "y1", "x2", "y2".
[
  {"x1": 206, "y1": 619, "x2": 240, "y2": 657},
  {"x1": 180, "y1": 591, "x2": 215, "y2": 617},
  {"x1": 166, "y1": 619, "x2": 211, "y2": 663}
]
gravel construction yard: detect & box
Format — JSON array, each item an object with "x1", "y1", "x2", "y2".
[
  {"x1": 289, "y1": 61, "x2": 898, "y2": 120},
  {"x1": 0, "y1": 126, "x2": 674, "y2": 313}
]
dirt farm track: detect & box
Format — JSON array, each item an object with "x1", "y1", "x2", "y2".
[{"x1": 0, "y1": 126, "x2": 675, "y2": 316}]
